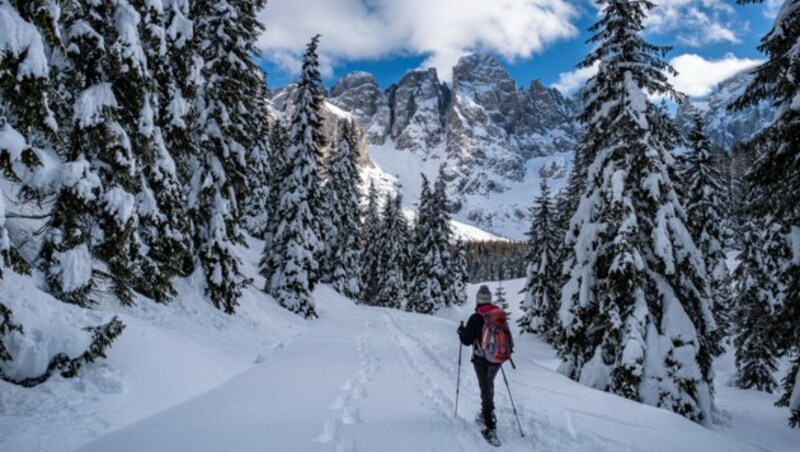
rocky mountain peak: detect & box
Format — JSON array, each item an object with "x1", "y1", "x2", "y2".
[
  {"x1": 452, "y1": 53, "x2": 516, "y2": 95},
  {"x1": 329, "y1": 71, "x2": 390, "y2": 144}
]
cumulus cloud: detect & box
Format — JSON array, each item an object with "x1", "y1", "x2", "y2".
[
  {"x1": 668, "y1": 53, "x2": 763, "y2": 97},
  {"x1": 646, "y1": 0, "x2": 741, "y2": 46},
  {"x1": 257, "y1": 0, "x2": 578, "y2": 80},
  {"x1": 550, "y1": 53, "x2": 762, "y2": 98},
  {"x1": 551, "y1": 61, "x2": 599, "y2": 95}
]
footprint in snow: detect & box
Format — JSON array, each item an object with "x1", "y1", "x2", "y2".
[
  {"x1": 341, "y1": 406, "x2": 362, "y2": 425},
  {"x1": 313, "y1": 420, "x2": 338, "y2": 443}
]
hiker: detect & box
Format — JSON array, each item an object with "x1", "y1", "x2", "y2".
[{"x1": 457, "y1": 284, "x2": 513, "y2": 445}]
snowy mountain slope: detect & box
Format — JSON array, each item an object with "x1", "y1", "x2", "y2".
[
  {"x1": 274, "y1": 53, "x2": 576, "y2": 239},
  {"x1": 675, "y1": 71, "x2": 774, "y2": 150},
  {"x1": 367, "y1": 141, "x2": 571, "y2": 239},
  {"x1": 2, "y1": 249, "x2": 797, "y2": 452}
]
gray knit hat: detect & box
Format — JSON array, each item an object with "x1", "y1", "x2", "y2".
[{"x1": 476, "y1": 285, "x2": 492, "y2": 305}]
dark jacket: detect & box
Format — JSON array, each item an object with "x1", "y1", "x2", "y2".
[{"x1": 458, "y1": 303, "x2": 513, "y2": 364}]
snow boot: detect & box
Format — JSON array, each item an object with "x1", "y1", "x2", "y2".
[{"x1": 481, "y1": 427, "x2": 501, "y2": 447}]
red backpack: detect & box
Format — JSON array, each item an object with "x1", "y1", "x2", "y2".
[{"x1": 478, "y1": 306, "x2": 512, "y2": 364}]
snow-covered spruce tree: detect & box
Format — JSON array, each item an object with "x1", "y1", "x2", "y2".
[
  {"x1": 159, "y1": 0, "x2": 199, "y2": 182},
  {"x1": 728, "y1": 143, "x2": 756, "y2": 247},
  {"x1": 260, "y1": 120, "x2": 289, "y2": 294},
  {"x1": 190, "y1": 0, "x2": 271, "y2": 313},
  {"x1": 119, "y1": 0, "x2": 195, "y2": 303},
  {"x1": 732, "y1": 223, "x2": 782, "y2": 392},
  {"x1": 360, "y1": 180, "x2": 382, "y2": 305},
  {"x1": 374, "y1": 193, "x2": 409, "y2": 309},
  {"x1": 321, "y1": 120, "x2": 363, "y2": 299},
  {"x1": 407, "y1": 170, "x2": 453, "y2": 314},
  {"x1": 237, "y1": 0, "x2": 272, "y2": 241},
  {"x1": 558, "y1": 0, "x2": 720, "y2": 424},
  {"x1": 682, "y1": 113, "x2": 734, "y2": 334},
  {"x1": 0, "y1": 1, "x2": 57, "y2": 275},
  {"x1": 406, "y1": 175, "x2": 443, "y2": 314},
  {"x1": 519, "y1": 180, "x2": 561, "y2": 341},
  {"x1": 555, "y1": 141, "x2": 593, "y2": 296},
  {"x1": 432, "y1": 166, "x2": 457, "y2": 308},
  {"x1": 242, "y1": 73, "x2": 272, "y2": 240},
  {"x1": 40, "y1": 0, "x2": 144, "y2": 306},
  {"x1": 452, "y1": 238, "x2": 469, "y2": 307},
  {"x1": 261, "y1": 35, "x2": 325, "y2": 319},
  {"x1": 494, "y1": 280, "x2": 509, "y2": 315},
  {"x1": 731, "y1": 0, "x2": 800, "y2": 427}
]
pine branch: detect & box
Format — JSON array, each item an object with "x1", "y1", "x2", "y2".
[{"x1": 0, "y1": 316, "x2": 125, "y2": 388}]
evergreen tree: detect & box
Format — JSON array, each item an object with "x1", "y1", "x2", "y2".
[
  {"x1": 242, "y1": 74, "x2": 273, "y2": 240},
  {"x1": 519, "y1": 180, "x2": 560, "y2": 341},
  {"x1": 262, "y1": 35, "x2": 325, "y2": 319},
  {"x1": 431, "y1": 166, "x2": 456, "y2": 307},
  {"x1": 0, "y1": 1, "x2": 54, "y2": 276},
  {"x1": 452, "y1": 238, "x2": 469, "y2": 307},
  {"x1": 260, "y1": 121, "x2": 289, "y2": 294},
  {"x1": 41, "y1": 0, "x2": 143, "y2": 306},
  {"x1": 558, "y1": 0, "x2": 719, "y2": 424},
  {"x1": 324, "y1": 120, "x2": 363, "y2": 299},
  {"x1": 406, "y1": 175, "x2": 445, "y2": 314},
  {"x1": 733, "y1": 223, "x2": 781, "y2": 392},
  {"x1": 732, "y1": 0, "x2": 800, "y2": 427},
  {"x1": 728, "y1": 143, "x2": 756, "y2": 247},
  {"x1": 360, "y1": 180, "x2": 382, "y2": 305},
  {"x1": 160, "y1": 0, "x2": 200, "y2": 182},
  {"x1": 682, "y1": 113, "x2": 734, "y2": 334},
  {"x1": 126, "y1": 0, "x2": 194, "y2": 303},
  {"x1": 494, "y1": 280, "x2": 509, "y2": 316},
  {"x1": 374, "y1": 193, "x2": 408, "y2": 309},
  {"x1": 190, "y1": 0, "x2": 269, "y2": 313}
]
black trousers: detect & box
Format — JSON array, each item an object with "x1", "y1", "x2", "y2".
[{"x1": 473, "y1": 358, "x2": 501, "y2": 429}]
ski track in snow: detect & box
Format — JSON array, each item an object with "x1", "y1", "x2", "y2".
[{"x1": 3, "y1": 279, "x2": 796, "y2": 451}]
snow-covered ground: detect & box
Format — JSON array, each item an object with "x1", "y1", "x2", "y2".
[
  {"x1": 1, "y1": 248, "x2": 798, "y2": 451},
  {"x1": 365, "y1": 141, "x2": 571, "y2": 240}
]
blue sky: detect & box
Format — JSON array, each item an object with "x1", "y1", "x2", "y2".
[{"x1": 257, "y1": 0, "x2": 779, "y2": 98}]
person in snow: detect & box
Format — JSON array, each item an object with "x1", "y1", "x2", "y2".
[{"x1": 457, "y1": 285, "x2": 513, "y2": 439}]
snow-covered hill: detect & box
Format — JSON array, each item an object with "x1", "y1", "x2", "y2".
[{"x1": 2, "y1": 242, "x2": 797, "y2": 452}]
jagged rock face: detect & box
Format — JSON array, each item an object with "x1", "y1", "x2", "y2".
[
  {"x1": 329, "y1": 72, "x2": 391, "y2": 145},
  {"x1": 675, "y1": 71, "x2": 774, "y2": 151},
  {"x1": 387, "y1": 68, "x2": 449, "y2": 153},
  {"x1": 447, "y1": 54, "x2": 525, "y2": 189},
  {"x1": 275, "y1": 53, "x2": 581, "y2": 236}
]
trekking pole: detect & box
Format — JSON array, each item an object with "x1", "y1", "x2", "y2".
[
  {"x1": 455, "y1": 322, "x2": 464, "y2": 417},
  {"x1": 500, "y1": 366, "x2": 525, "y2": 437}
]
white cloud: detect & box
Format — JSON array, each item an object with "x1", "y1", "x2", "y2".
[
  {"x1": 668, "y1": 53, "x2": 763, "y2": 97},
  {"x1": 646, "y1": 0, "x2": 741, "y2": 46},
  {"x1": 550, "y1": 53, "x2": 762, "y2": 99},
  {"x1": 257, "y1": 0, "x2": 578, "y2": 81},
  {"x1": 551, "y1": 61, "x2": 599, "y2": 95}
]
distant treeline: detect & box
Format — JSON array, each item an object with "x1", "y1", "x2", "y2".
[{"x1": 464, "y1": 240, "x2": 527, "y2": 283}]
